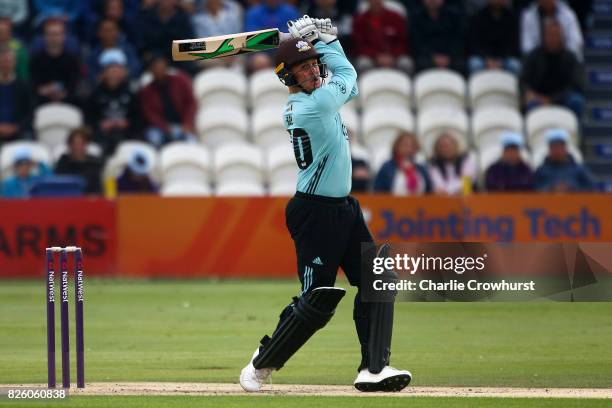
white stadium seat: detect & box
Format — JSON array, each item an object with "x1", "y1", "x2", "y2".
[
  {"x1": 417, "y1": 108, "x2": 469, "y2": 157},
  {"x1": 160, "y1": 181, "x2": 212, "y2": 196},
  {"x1": 359, "y1": 68, "x2": 411, "y2": 110},
  {"x1": 266, "y1": 142, "x2": 297, "y2": 191},
  {"x1": 0, "y1": 141, "x2": 52, "y2": 180},
  {"x1": 414, "y1": 69, "x2": 466, "y2": 111},
  {"x1": 471, "y1": 106, "x2": 523, "y2": 149},
  {"x1": 52, "y1": 143, "x2": 103, "y2": 163},
  {"x1": 362, "y1": 107, "x2": 415, "y2": 150},
  {"x1": 103, "y1": 140, "x2": 159, "y2": 182},
  {"x1": 531, "y1": 143, "x2": 583, "y2": 168},
  {"x1": 469, "y1": 69, "x2": 519, "y2": 110},
  {"x1": 249, "y1": 69, "x2": 287, "y2": 109},
  {"x1": 34, "y1": 103, "x2": 83, "y2": 150},
  {"x1": 160, "y1": 142, "x2": 211, "y2": 186},
  {"x1": 525, "y1": 106, "x2": 579, "y2": 149},
  {"x1": 214, "y1": 143, "x2": 264, "y2": 186},
  {"x1": 252, "y1": 106, "x2": 288, "y2": 147},
  {"x1": 215, "y1": 181, "x2": 266, "y2": 196},
  {"x1": 194, "y1": 68, "x2": 248, "y2": 110},
  {"x1": 196, "y1": 106, "x2": 249, "y2": 148},
  {"x1": 340, "y1": 105, "x2": 360, "y2": 140}
]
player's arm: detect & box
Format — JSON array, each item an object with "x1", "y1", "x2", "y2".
[{"x1": 311, "y1": 39, "x2": 357, "y2": 112}]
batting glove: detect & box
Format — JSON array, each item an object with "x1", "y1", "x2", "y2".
[
  {"x1": 313, "y1": 18, "x2": 338, "y2": 43},
  {"x1": 287, "y1": 15, "x2": 318, "y2": 43}
]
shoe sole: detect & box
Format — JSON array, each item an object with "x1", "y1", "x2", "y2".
[{"x1": 354, "y1": 374, "x2": 411, "y2": 392}]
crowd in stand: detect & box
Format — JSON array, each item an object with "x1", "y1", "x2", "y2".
[{"x1": 0, "y1": 0, "x2": 596, "y2": 198}]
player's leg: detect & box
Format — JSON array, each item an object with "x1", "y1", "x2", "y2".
[
  {"x1": 240, "y1": 196, "x2": 349, "y2": 391},
  {"x1": 340, "y1": 196, "x2": 412, "y2": 392}
]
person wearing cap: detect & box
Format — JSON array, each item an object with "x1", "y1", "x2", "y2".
[
  {"x1": 240, "y1": 17, "x2": 411, "y2": 394},
  {"x1": 86, "y1": 47, "x2": 141, "y2": 155},
  {"x1": 485, "y1": 131, "x2": 533, "y2": 191},
  {"x1": 1, "y1": 148, "x2": 51, "y2": 198},
  {"x1": 534, "y1": 128, "x2": 595, "y2": 192},
  {"x1": 116, "y1": 149, "x2": 157, "y2": 194}
]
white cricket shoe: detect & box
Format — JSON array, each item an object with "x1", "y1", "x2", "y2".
[
  {"x1": 354, "y1": 366, "x2": 412, "y2": 392},
  {"x1": 239, "y1": 348, "x2": 273, "y2": 392}
]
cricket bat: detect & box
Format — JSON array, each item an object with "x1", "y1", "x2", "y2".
[{"x1": 172, "y1": 28, "x2": 293, "y2": 61}]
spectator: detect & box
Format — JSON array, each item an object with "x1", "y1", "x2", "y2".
[
  {"x1": 521, "y1": 18, "x2": 584, "y2": 117},
  {"x1": 89, "y1": 0, "x2": 138, "y2": 45},
  {"x1": 55, "y1": 127, "x2": 103, "y2": 194},
  {"x1": 352, "y1": 0, "x2": 412, "y2": 73},
  {"x1": 136, "y1": 0, "x2": 194, "y2": 63},
  {"x1": 245, "y1": 0, "x2": 298, "y2": 71},
  {"x1": 374, "y1": 131, "x2": 431, "y2": 194},
  {"x1": 306, "y1": 0, "x2": 357, "y2": 47},
  {"x1": 0, "y1": 0, "x2": 31, "y2": 39},
  {"x1": 32, "y1": 0, "x2": 86, "y2": 30},
  {"x1": 410, "y1": 0, "x2": 465, "y2": 73},
  {"x1": 1, "y1": 148, "x2": 52, "y2": 198},
  {"x1": 0, "y1": 47, "x2": 32, "y2": 145},
  {"x1": 87, "y1": 19, "x2": 141, "y2": 83},
  {"x1": 29, "y1": 18, "x2": 81, "y2": 105},
  {"x1": 467, "y1": 0, "x2": 520, "y2": 74},
  {"x1": 534, "y1": 128, "x2": 594, "y2": 192},
  {"x1": 0, "y1": 17, "x2": 28, "y2": 80},
  {"x1": 140, "y1": 54, "x2": 197, "y2": 148},
  {"x1": 485, "y1": 131, "x2": 533, "y2": 191},
  {"x1": 87, "y1": 49, "x2": 141, "y2": 155},
  {"x1": 192, "y1": 0, "x2": 242, "y2": 38},
  {"x1": 521, "y1": 0, "x2": 583, "y2": 59},
  {"x1": 116, "y1": 149, "x2": 157, "y2": 193},
  {"x1": 428, "y1": 132, "x2": 477, "y2": 195}
]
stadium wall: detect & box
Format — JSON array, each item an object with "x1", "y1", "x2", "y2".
[{"x1": 0, "y1": 195, "x2": 608, "y2": 278}]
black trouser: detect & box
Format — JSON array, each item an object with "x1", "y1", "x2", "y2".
[{"x1": 278, "y1": 192, "x2": 376, "y2": 370}]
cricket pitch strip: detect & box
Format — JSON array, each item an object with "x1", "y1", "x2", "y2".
[{"x1": 5, "y1": 383, "x2": 612, "y2": 398}]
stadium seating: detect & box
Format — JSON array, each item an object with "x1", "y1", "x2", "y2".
[
  {"x1": 252, "y1": 105, "x2": 288, "y2": 147},
  {"x1": 215, "y1": 181, "x2": 266, "y2": 196},
  {"x1": 359, "y1": 68, "x2": 412, "y2": 111},
  {"x1": 526, "y1": 106, "x2": 580, "y2": 149},
  {"x1": 472, "y1": 106, "x2": 524, "y2": 149},
  {"x1": 160, "y1": 181, "x2": 212, "y2": 197},
  {"x1": 249, "y1": 69, "x2": 287, "y2": 109},
  {"x1": 103, "y1": 141, "x2": 159, "y2": 182},
  {"x1": 34, "y1": 103, "x2": 83, "y2": 151},
  {"x1": 469, "y1": 70, "x2": 519, "y2": 110},
  {"x1": 160, "y1": 142, "x2": 211, "y2": 188},
  {"x1": 414, "y1": 69, "x2": 466, "y2": 111},
  {"x1": 417, "y1": 107, "x2": 469, "y2": 156},
  {"x1": 0, "y1": 140, "x2": 52, "y2": 180},
  {"x1": 214, "y1": 142, "x2": 264, "y2": 187},
  {"x1": 266, "y1": 143, "x2": 297, "y2": 195},
  {"x1": 362, "y1": 106, "x2": 415, "y2": 150},
  {"x1": 340, "y1": 105, "x2": 360, "y2": 140},
  {"x1": 194, "y1": 68, "x2": 248, "y2": 110},
  {"x1": 196, "y1": 105, "x2": 249, "y2": 148}
]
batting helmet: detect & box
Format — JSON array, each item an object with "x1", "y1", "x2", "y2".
[{"x1": 274, "y1": 38, "x2": 327, "y2": 87}]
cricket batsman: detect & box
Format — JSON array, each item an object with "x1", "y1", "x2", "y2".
[{"x1": 240, "y1": 16, "x2": 411, "y2": 393}]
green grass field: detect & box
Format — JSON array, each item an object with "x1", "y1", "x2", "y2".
[{"x1": 0, "y1": 279, "x2": 611, "y2": 407}]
